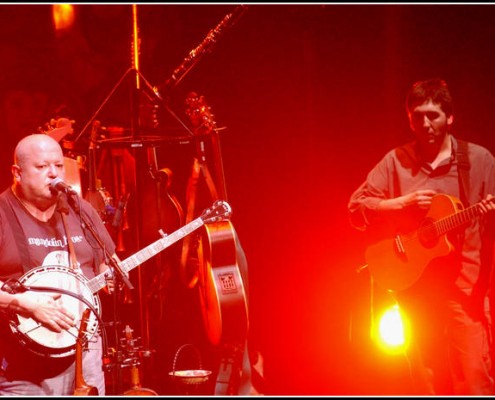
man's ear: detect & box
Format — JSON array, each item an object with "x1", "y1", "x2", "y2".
[
  {"x1": 447, "y1": 114, "x2": 454, "y2": 126},
  {"x1": 12, "y1": 165, "x2": 21, "y2": 182}
]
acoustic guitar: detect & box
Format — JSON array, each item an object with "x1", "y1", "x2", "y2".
[
  {"x1": 180, "y1": 92, "x2": 223, "y2": 289},
  {"x1": 197, "y1": 219, "x2": 249, "y2": 346},
  {"x1": 182, "y1": 93, "x2": 248, "y2": 345},
  {"x1": 365, "y1": 193, "x2": 487, "y2": 292}
]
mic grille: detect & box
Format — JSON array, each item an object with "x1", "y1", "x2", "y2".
[{"x1": 50, "y1": 177, "x2": 64, "y2": 188}]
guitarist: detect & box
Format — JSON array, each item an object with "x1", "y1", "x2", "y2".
[
  {"x1": 348, "y1": 79, "x2": 495, "y2": 395},
  {"x1": 0, "y1": 134, "x2": 119, "y2": 395}
]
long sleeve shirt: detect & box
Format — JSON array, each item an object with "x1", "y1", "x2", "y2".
[{"x1": 348, "y1": 136, "x2": 495, "y2": 293}]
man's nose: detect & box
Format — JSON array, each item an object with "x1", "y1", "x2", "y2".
[{"x1": 48, "y1": 165, "x2": 58, "y2": 176}]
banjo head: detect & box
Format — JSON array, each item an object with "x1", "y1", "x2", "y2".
[{"x1": 12, "y1": 265, "x2": 101, "y2": 358}]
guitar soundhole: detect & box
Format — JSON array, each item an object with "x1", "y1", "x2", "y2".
[{"x1": 418, "y1": 219, "x2": 438, "y2": 248}]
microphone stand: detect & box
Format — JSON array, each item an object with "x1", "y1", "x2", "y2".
[
  {"x1": 68, "y1": 194, "x2": 133, "y2": 291},
  {"x1": 68, "y1": 193, "x2": 133, "y2": 395}
]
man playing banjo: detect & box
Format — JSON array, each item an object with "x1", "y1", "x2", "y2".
[{"x1": 0, "y1": 134, "x2": 118, "y2": 395}]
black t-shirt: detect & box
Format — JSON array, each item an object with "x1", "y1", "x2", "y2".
[{"x1": 0, "y1": 188, "x2": 116, "y2": 380}]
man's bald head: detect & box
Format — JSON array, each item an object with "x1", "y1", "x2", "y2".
[{"x1": 14, "y1": 134, "x2": 63, "y2": 168}]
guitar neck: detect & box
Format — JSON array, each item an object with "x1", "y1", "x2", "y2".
[
  {"x1": 434, "y1": 202, "x2": 481, "y2": 236},
  {"x1": 87, "y1": 216, "x2": 205, "y2": 293}
]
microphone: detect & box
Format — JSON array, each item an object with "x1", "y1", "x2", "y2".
[{"x1": 50, "y1": 177, "x2": 78, "y2": 196}]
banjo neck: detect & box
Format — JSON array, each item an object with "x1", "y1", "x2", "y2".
[
  {"x1": 10, "y1": 201, "x2": 231, "y2": 358},
  {"x1": 87, "y1": 215, "x2": 206, "y2": 294}
]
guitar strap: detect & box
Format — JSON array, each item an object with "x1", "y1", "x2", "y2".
[
  {"x1": 180, "y1": 157, "x2": 219, "y2": 288},
  {"x1": 56, "y1": 194, "x2": 82, "y2": 271},
  {"x1": 456, "y1": 138, "x2": 470, "y2": 206},
  {"x1": 0, "y1": 191, "x2": 81, "y2": 274},
  {"x1": 0, "y1": 192, "x2": 32, "y2": 274}
]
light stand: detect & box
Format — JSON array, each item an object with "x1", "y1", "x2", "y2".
[{"x1": 72, "y1": 5, "x2": 166, "y2": 393}]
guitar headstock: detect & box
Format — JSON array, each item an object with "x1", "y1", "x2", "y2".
[
  {"x1": 185, "y1": 92, "x2": 217, "y2": 135},
  {"x1": 201, "y1": 200, "x2": 232, "y2": 224}
]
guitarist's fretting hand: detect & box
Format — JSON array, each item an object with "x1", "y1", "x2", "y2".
[
  {"x1": 0, "y1": 290, "x2": 75, "y2": 333},
  {"x1": 348, "y1": 79, "x2": 495, "y2": 394},
  {"x1": 377, "y1": 189, "x2": 437, "y2": 212},
  {"x1": 478, "y1": 194, "x2": 495, "y2": 215}
]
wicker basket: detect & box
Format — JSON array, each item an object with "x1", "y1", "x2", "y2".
[{"x1": 168, "y1": 344, "x2": 212, "y2": 386}]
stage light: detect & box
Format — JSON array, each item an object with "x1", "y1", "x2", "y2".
[
  {"x1": 374, "y1": 301, "x2": 409, "y2": 354},
  {"x1": 52, "y1": 4, "x2": 75, "y2": 31}
]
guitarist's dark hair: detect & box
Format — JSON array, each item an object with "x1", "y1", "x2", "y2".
[{"x1": 406, "y1": 78, "x2": 454, "y2": 117}]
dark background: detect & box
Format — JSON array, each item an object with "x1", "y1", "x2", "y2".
[{"x1": 2, "y1": 3, "x2": 495, "y2": 396}]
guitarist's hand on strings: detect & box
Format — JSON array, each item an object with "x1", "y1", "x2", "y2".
[{"x1": 377, "y1": 189, "x2": 437, "y2": 211}]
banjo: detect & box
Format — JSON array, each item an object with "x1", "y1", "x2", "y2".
[{"x1": 7, "y1": 200, "x2": 232, "y2": 358}]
